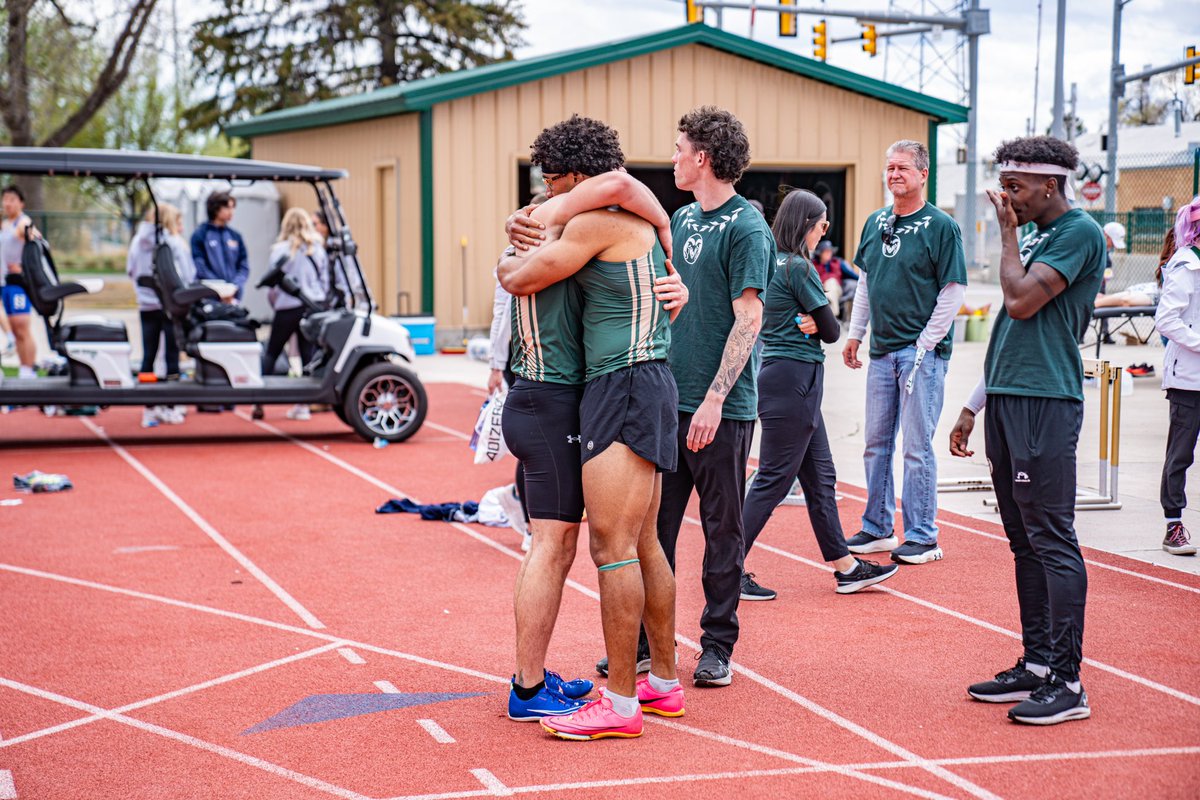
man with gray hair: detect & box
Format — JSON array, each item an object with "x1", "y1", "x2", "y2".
[{"x1": 841, "y1": 139, "x2": 967, "y2": 564}]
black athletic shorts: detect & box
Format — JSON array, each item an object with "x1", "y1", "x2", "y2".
[
  {"x1": 580, "y1": 360, "x2": 678, "y2": 472},
  {"x1": 501, "y1": 378, "x2": 585, "y2": 523}
]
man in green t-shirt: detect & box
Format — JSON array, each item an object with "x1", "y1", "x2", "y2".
[
  {"x1": 843, "y1": 140, "x2": 967, "y2": 565},
  {"x1": 656, "y1": 106, "x2": 775, "y2": 688},
  {"x1": 949, "y1": 135, "x2": 1104, "y2": 727}
]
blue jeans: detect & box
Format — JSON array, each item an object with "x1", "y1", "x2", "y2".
[{"x1": 860, "y1": 346, "x2": 948, "y2": 546}]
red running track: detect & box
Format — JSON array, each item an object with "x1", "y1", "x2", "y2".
[{"x1": 1, "y1": 382, "x2": 1198, "y2": 799}]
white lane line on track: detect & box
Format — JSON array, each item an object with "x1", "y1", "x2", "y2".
[
  {"x1": 416, "y1": 719, "x2": 456, "y2": 744},
  {"x1": 338, "y1": 647, "x2": 366, "y2": 665},
  {"x1": 423, "y1": 421, "x2": 472, "y2": 441},
  {"x1": 0, "y1": 677, "x2": 370, "y2": 800},
  {"x1": 380, "y1": 745, "x2": 1200, "y2": 800},
  {"x1": 235, "y1": 414, "x2": 602, "y2": 604},
  {"x1": 6, "y1": 560, "x2": 1196, "y2": 798},
  {"x1": 243, "y1": 417, "x2": 997, "y2": 800},
  {"x1": 113, "y1": 545, "x2": 182, "y2": 555},
  {"x1": 79, "y1": 418, "x2": 326, "y2": 630},
  {"x1": 0, "y1": 770, "x2": 14, "y2": 799},
  {"x1": 645, "y1": 717, "x2": 956, "y2": 800},
  {"x1": 830, "y1": 484, "x2": 1200, "y2": 596},
  {"x1": 751, "y1": 537, "x2": 1200, "y2": 708},
  {"x1": 469, "y1": 769, "x2": 513, "y2": 796},
  {"x1": 0, "y1": 562, "x2": 510, "y2": 691},
  {"x1": 375, "y1": 681, "x2": 401, "y2": 694},
  {"x1": 0, "y1": 643, "x2": 344, "y2": 748}
]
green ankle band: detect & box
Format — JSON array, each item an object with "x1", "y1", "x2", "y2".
[{"x1": 598, "y1": 558, "x2": 640, "y2": 572}]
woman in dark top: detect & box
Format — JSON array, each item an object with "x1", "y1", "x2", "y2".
[{"x1": 740, "y1": 189, "x2": 899, "y2": 598}]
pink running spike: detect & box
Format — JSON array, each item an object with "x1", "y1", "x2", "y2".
[
  {"x1": 636, "y1": 678, "x2": 686, "y2": 717},
  {"x1": 540, "y1": 695, "x2": 643, "y2": 740}
]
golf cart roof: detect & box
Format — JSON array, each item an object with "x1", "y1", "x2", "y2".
[{"x1": 0, "y1": 147, "x2": 346, "y2": 182}]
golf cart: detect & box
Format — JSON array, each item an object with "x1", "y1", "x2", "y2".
[{"x1": 0, "y1": 148, "x2": 427, "y2": 443}]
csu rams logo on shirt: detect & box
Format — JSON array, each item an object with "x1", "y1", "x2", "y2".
[
  {"x1": 882, "y1": 236, "x2": 901, "y2": 259},
  {"x1": 683, "y1": 233, "x2": 703, "y2": 265}
]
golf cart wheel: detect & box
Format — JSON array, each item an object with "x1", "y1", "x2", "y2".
[{"x1": 343, "y1": 361, "x2": 427, "y2": 443}]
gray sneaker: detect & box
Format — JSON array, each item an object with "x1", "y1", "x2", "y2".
[
  {"x1": 740, "y1": 572, "x2": 777, "y2": 601},
  {"x1": 596, "y1": 637, "x2": 651, "y2": 677},
  {"x1": 693, "y1": 645, "x2": 732, "y2": 687}
]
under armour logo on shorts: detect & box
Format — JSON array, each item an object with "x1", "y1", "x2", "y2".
[{"x1": 567, "y1": 435, "x2": 581, "y2": 444}]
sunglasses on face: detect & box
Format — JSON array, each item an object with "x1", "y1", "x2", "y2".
[{"x1": 882, "y1": 213, "x2": 897, "y2": 244}]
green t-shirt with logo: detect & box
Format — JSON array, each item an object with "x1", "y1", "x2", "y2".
[
  {"x1": 984, "y1": 208, "x2": 1106, "y2": 402},
  {"x1": 853, "y1": 202, "x2": 967, "y2": 359},
  {"x1": 668, "y1": 194, "x2": 775, "y2": 421},
  {"x1": 760, "y1": 252, "x2": 830, "y2": 364},
  {"x1": 509, "y1": 277, "x2": 586, "y2": 385},
  {"x1": 574, "y1": 238, "x2": 671, "y2": 381}
]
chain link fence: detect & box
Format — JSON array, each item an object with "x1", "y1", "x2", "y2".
[{"x1": 25, "y1": 211, "x2": 130, "y2": 272}]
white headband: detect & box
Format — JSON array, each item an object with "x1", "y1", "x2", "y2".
[{"x1": 996, "y1": 161, "x2": 1075, "y2": 202}]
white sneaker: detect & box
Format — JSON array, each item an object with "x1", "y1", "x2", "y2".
[
  {"x1": 158, "y1": 406, "x2": 186, "y2": 425},
  {"x1": 286, "y1": 404, "x2": 311, "y2": 420},
  {"x1": 141, "y1": 408, "x2": 160, "y2": 428},
  {"x1": 495, "y1": 483, "x2": 528, "y2": 537}
]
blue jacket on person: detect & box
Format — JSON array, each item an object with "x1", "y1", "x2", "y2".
[{"x1": 190, "y1": 222, "x2": 250, "y2": 299}]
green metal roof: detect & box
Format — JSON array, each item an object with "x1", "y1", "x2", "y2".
[{"x1": 228, "y1": 24, "x2": 968, "y2": 139}]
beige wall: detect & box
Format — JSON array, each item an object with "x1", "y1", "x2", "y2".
[
  {"x1": 253, "y1": 43, "x2": 932, "y2": 329},
  {"x1": 251, "y1": 115, "x2": 422, "y2": 316},
  {"x1": 1115, "y1": 165, "x2": 1193, "y2": 213},
  {"x1": 432, "y1": 43, "x2": 930, "y2": 329}
]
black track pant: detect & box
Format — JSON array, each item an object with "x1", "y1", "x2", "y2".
[
  {"x1": 743, "y1": 359, "x2": 849, "y2": 563},
  {"x1": 1161, "y1": 388, "x2": 1200, "y2": 519},
  {"x1": 985, "y1": 394, "x2": 1087, "y2": 681},
  {"x1": 263, "y1": 307, "x2": 313, "y2": 375},
  {"x1": 657, "y1": 412, "x2": 754, "y2": 655},
  {"x1": 139, "y1": 309, "x2": 180, "y2": 376}
]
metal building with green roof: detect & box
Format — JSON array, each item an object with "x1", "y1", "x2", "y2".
[{"x1": 229, "y1": 23, "x2": 967, "y2": 334}]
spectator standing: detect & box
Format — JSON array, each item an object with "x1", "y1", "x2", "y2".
[
  {"x1": 191, "y1": 191, "x2": 249, "y2": 300},
  {"x1": 842, "y1": 140, "x2": 967, "y2": 565},
  {"x1": 261, "y1": 208, "x2": 328, "y2": 421},
  {"x1": 1157, "y1": 196, "x2": 1200, "y2": 557},
  {"x1": 127, "y1": 202, "x2": 193, "y2": 382},
  {"x1": 812, "y1": 239, "x2": 858, "y2": 316},
  {"x1": 949, "y1": 135, "x2": 1105, "y2": 726},
  {"x1": 741, "y1": 189, "x2": 898, "y2": 598},
  {"x1": 1, "y1": 185, "x2": 39, "y2": 378}
]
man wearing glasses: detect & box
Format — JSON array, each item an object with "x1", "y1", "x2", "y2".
[{"x1": 842, "y1": 140, "x2": 967, "y2": 565}]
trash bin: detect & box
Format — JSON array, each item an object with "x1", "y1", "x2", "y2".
[{"x1": 965, "y1": 315, "x2": 990, "y2": 342}]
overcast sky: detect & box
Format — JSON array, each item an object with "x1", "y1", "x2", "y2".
[{"x1": 516, "y1": 0, "x2": 1190, "y2": 160}]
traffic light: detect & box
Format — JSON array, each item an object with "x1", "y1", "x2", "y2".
[
  {"x1": 813, "y1": 19, "x2": 827, "y2": 62},
  {"x1": 1187, "y1": 45, "x2": 1197, "y2": 86},
  {"x1": 862, "y1": 24, "x2": 878, "y2": 57},
  {"x1": 685, "y1": 0, "x2": 701, "y2": 24},
  {"x1": 779, "y1": 0, "x2": 797, "y2": 37}
]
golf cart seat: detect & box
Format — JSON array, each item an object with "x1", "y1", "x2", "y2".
[
  {"x1": 21, "y1": 238, "x2": 130, "y2": 349},
  {"x1": 148, "y1": 242, "x2": 257, "y2": 346}
]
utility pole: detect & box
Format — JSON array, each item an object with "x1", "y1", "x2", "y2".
[
  {"x1": 1068, "y1": 82, "x2": 1078, "y2": 145},
  {"x1": 1106, "y1": 1, "x2": 1200, "y2": 214},
  {"x1": 1049, "y1": 0, "x2": 1067, "y2": 139},
  {"x1": 965, "y1": 0, "x2": 982, "y2": 270}
]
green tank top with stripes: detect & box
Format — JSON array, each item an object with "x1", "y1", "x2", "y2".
[
  {"x1": 574, "y1": 239, "x2": 672, "y2": 382},
  {"x1": 509, "y1": 276, "x2": 586, "y2": 385}
]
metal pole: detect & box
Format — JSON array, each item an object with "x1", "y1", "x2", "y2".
[
  {"x1": 963, "y1": 0, "x2": 980, "y2": 270},
  {"x1": 1068, "y1": 82, "x2": 1078, "y2": 144},
  {"x1": 1105, "y1": 0, "x2": 1122, "y2": 214},
  {"x1": 1049, "y1": 0, "x2": 1067, "y2": 139}
]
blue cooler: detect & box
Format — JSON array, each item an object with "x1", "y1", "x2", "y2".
[{"x1": 394, "y1": 315, "x2": 436, "y2": 355}]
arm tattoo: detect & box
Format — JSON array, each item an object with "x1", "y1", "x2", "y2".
[
  {"x1": 1032, "y1": 269, "x2": 1056, "y2": 298},
  {"x1": 708, "y1": 307, "x2": 759, "y2": 399}
]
